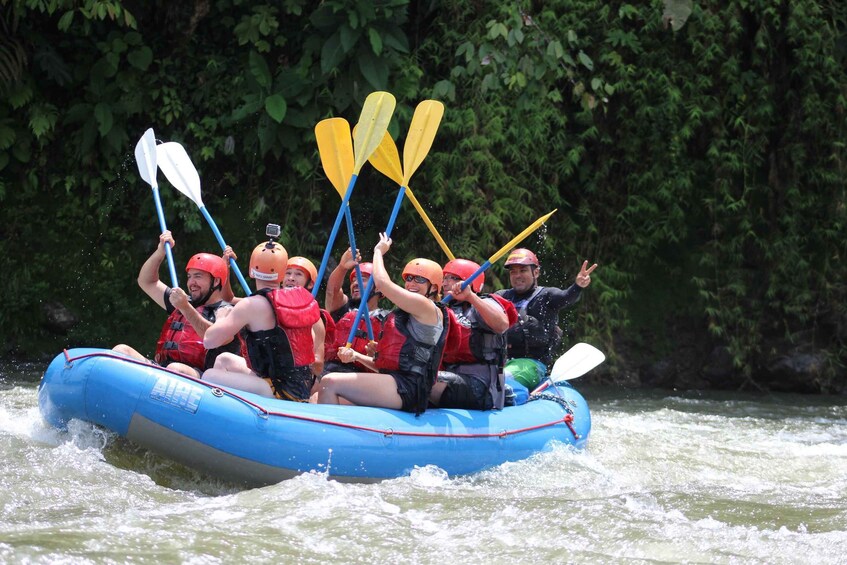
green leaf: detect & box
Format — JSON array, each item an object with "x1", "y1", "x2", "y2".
[
  {"x1": 368, "y1": 28, "x2": 383, "y2": 55},
  {"x1": 340, "y1": 24, "x2": 361, "y2": 52},
  {"x1": 578, "y1": 51, "x2": 594, "y2": 71},
  {"x1": 127, "y1": 46, "x2": 153, "y2": 70},
  {"x1": 58, "y1": 10, "x2": 75, "y2": 31},
  {"x1": 249, "y1": 51, "x2": 272, "y2": 88},
  {"x1": 94, "y1": 103, "x2": 113, "y2": 136},
  {"x1": 321, "y1": 32, "x2": 345, "y2": 73},
  {"x1": 358, "y1": 48, "x2": 388, "y2": 90},
  {"x1": 264, "y1": 94, "x2": 287, "y2": 123},
  {"x1": 0, "y1": 125, "x2": 16, "y2": 150}
]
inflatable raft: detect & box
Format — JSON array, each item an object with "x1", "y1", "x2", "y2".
[{"x1": 38, "y1": 348, "x2": 591, "y2": 485}]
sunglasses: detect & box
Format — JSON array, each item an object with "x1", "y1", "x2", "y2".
[{"x1": 403, "y1": 274, "x2": 429, "y2": 284}]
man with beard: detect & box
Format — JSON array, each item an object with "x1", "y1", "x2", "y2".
[
  {"x1": 495, "y1": 248, "x2": 597, "y2": 393},
  {"x1": 112, "y1": 230, "x2": 239, "y2": 378},
  {"x1": 322, "y1": 247, "x2": 390, "y2": 373}
]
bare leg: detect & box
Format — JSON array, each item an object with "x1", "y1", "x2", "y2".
[
  {"x1": 112, "y1": 344, "x2": 150, "y2": 363},
  {"x1": 315, "y1": 372, "x2": 403, "y2": 409},
  {"x1": 212, "y1": 352, "x2": 251, "y2": 372},
  {"x1": 202, "y1": 368, "x2": 275, "y2": 397},
  {"x1": 165, "y1": 362, "x2": 201, "y2": 378}
]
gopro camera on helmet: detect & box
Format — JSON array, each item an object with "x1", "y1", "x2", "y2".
[{"x1": 265, "y1": 223, "x2": 281, "y2": 241}]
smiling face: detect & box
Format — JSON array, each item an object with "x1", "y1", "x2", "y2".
[
  {"x1": 441, "y1": 273, "x2": 462, "y2": 296},
  {"x1": 350, "y1": 272, "x2": 371, "y2": 299},
  {"x1": 508, "y1": 264, "x2": 538, "y2": 293},
  {"x1": 284, "y1": 267, "x2": 312, "y2": 290},
  {"x1": 185, "y1": 269, "x2": 215, "y2": 302},
  {"x1": 403, "y1": 274, "x2": 433, "y2": 297}
]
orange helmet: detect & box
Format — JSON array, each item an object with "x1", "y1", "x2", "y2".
[
  {"x1": 287, "y1": 256, "x2": 317, "y2": 287},
  {"x1": 250, "y1": 242, "x2": 288, "y2": 282},
  {"x1": 402, "y1": 258, "x2": 443, "y2": 289},
  {"x1": 443, "y1": 258, "x2": 483, "y2": 293},
  {"x1": 349, "y1": 262, "x2": 374, "y2": 283},
  {"x1": 504, "y1": 248, "x2": 539, "y2": 268},
  {"x1": 185, "y1": 253, "x2": 228, "y2": 288}
]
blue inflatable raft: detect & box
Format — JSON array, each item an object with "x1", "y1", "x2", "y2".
[{"x1": 38, "y1": 348, "x2": 591, "y2": 485}]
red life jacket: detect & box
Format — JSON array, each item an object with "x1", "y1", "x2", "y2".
[
  {"x1": 442, "y1": 294, "x2": 518, "y2": 365},
  {"x1": 320, "y1": 309, "x2": 336, "y2": 361},
  {"x1": 244, "y1": 287, "x2": 321, "y2": 376},
  {"x1": 328, "y1": 308, "x2": 387, "y2": 370},
  {"x1": 374, "y1": 304, "x2": 449, "y2": 382},
  {"x1": 154, "y1": 300, "x2": 237, "y2": 370}
]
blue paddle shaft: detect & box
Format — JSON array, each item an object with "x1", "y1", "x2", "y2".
[
  {"x1": 346, "y1": 186, "x2": 407, "y2": 345},
  {"x1": 441, "y1": 260, "x2": 492, "y2": 304},
  {"x1": 151, "y1": 187, "x2": 179, "y2": 288},
  {"x1": 342, "y1": 204, "x2": 374, "y2": 340},
  {"x1": 314, "y1": 174, "x2": 359, "y2": 297},
  {"x1": 199, "y1": 206, "x2": 252, "y2": 297}
]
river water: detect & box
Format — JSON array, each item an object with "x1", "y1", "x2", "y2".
[{"x1": 1, "y1": 361, "x2": 845, "y2": 564}]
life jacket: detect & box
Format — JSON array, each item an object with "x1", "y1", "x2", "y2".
[
  {"x1": 374, "y1": 304, "x2": 449, "y2": 382},
  {"x1": 442, "y1": 294, "x2": 518, "y2": 365},
  {"x1": 244, "y1": 287, "x2": 321, "y2": 379},
  {"x1": 503, "y1": 287, "x2": 562, "y2": 363},
  {"x1": 154, "y1": 300, "x2": 238, "y2": 370},
  {"x1": 320, "y1": 309, "x2": 336, "y2": 362},
  {"x1": 327, "y1": 308, "x2": 389, "y2": 370}
]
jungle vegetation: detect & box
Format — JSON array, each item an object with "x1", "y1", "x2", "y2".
[{"x1": 2, "y1": 0, "x2": 846, "y2": 392}]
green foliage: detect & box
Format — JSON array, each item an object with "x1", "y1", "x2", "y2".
[{"x1": 1, "y1": 0, "x2": 846, "y2": 393}]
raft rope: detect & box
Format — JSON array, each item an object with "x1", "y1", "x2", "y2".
[
  {"x1": 61, "y1": 350, "x2": 579, "y2": 440},
  {"x1": 528, "y1": 392, "x2": 580, "y2": 440}
]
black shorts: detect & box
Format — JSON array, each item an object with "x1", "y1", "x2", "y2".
[
  {"x1": 264, "y1": 365, "x2": 312, "y2": 402},
  {"x1": 388, "y1": 369, "x2": 431, "y2": 415},
  {"x1": 437, "y1": 371, "x2": 493, "y2": 411}
]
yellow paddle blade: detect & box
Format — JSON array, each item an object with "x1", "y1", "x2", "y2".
[
  {"x1": 402, "y1": 100, "x2": 444, "y2": 186},
  {"x1": 489, "y1": 209, "x2": 558, "y2": 264},
  {"x1": 315, "y1": 118, "x2": 354, "y2": 199},
  {"x1": 405, "y1": 188, "x2": 455, "y2": 260},
  {"x1": 368, "y1": 131, "x2": 404, "y2": 186},
  {"x1": 352, "y1": 91, "x2": 396, "y2": 174}
]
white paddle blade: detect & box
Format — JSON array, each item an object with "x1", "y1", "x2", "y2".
[
  {"x1": 134, "y1": 128, "x2": 158, "y2": 189},
  {"x1": 550, "y1": 343, "x2": 606, "y2": 382},
  {"x1": 156, "y1": 142, "x2": 204, "y2": 207}
]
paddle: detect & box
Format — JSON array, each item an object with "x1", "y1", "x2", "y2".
[
  {"x1": 345, "y1": 100, "x2": 445, "y2": 347},
  {"x1": 441, "y1": 209, "x2": 557, "y2": 304},
  {"x1": 134, "y1": 128, "x2": 178, "y2": 288},
  {"x1": 155, "y1": 142, "x2": 252, "y2": 296},
  {"x1": 530, "y1": 342, "x2": 606, "y2": 394},
  {"x1": 368, "y1": 130, "x2": 455, "y2": 260},
  {"x1": 314, "y1": 117, "x2": 375, "y2": 339},
  {"x1": 312, "y1": 91, "x2": 396, "y2": 296}
]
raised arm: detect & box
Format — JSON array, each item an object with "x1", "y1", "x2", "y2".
[
  {"x1": 325, "y1": 247, "x2": 358, "y2": 313},
  {"x1": 137, "y1": 231, "x2": 174, "y2": 310},
  {"x1": 372, "y1": 233, "x2": 439, "y2": 325}
]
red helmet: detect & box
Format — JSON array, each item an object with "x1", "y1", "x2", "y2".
[
  {"x1": 504, "y1": 248, "x2": 539, "y2": 268},
  {"x1": 443, "y1": 258, "x2": 483, "y2": 293},
  {"x1": 250, "y1": 242, "x2": 288, "y2": 282},
  {"x1": 349, "y1": 262, "x2": 374, "y2": 283},
  {"x1": 402, "y1": 258, "x2": 443, "y2": 290},
  {"x1": 185, "y1": 253, "x2": 228, "y2": 287},
  {"x1": 287, "y1": 256, "x2": 317, "y2": 287}
]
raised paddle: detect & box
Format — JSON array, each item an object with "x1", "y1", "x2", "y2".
[
  {"x1": 441, "y1": 209, "x2": 558, "y2": 304},
  {"x1": 315, "y1": 117, "x2": 375, "y2": 339},
  {"x1": 312, "y1": 91, "x2": 396, "y2": 295},
  {"x1": 530, "y1": 342, "x2": 606, "y2": 394},
  {"x1": 368, "y1": 130, "x2": 455, "y2": 260},
  {"x1": 155, "y1": 141, "x2": 252, "y2": 296},
  {"x1": 345, "y1": 99, "x2": 445, "y2": 347},
  {"x1": 134, "y1": 128, "x2": 178, "y2": 288}
]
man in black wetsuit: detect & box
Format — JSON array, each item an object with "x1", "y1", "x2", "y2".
[{"x1": 495, "y1": 248, "x2": 597, "y2": 395}]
